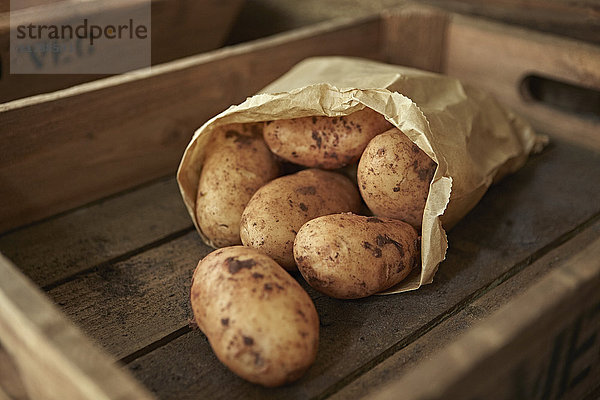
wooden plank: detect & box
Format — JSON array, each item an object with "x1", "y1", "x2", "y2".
[
  {"x1": 0, "y1": 343, "x2": 29, "y2": 400},
  {"x1": 331, "y1": 218, "x2": 600, "y2": 399},
  {"x1": 0, "y1": 15, "x2": 382, "y2": 233},
  {"x1": 0, "y1": 0, "x2": 243, "y2": 102},
  {"x1": 443, "y1": 14, "x2": 600, "y2": 151},
  {"x1": 381, "y1": 5, "x2": 449, "y2": 73},
  {"x1": 0, "y1": 254, "x2": 155, "y2": 400},
  {"x1": 370, "y1": 236, "x2": 600, "y2": 400},
  {"x1": 418, "y1": 0, "x2": 600, "y2": 45},
  {"x1": 40, "y1": 140, "x2": 595, "y2": 398},
  {"x1": 47, "y1": 231, "x2": 210, "y2": 359},
  {"x1": 0, "y1": 176, "x2": 193, "y2": 288},
  {"x1": 148, "y1": 0, "x2": 244, "y2": 66}
]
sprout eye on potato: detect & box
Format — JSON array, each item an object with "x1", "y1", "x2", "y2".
[
  {"x1": 294, "y1": 213, "x2": 420, "y2": 299},
  {"x1": 240, "y1": 169, "x2": 362, "y2": 270},
  {"x1": 191, "y1": 246, "x2": 319, "y2": 387},
  {"x1": 195, "y1": 123, "x2": 279, "y2": 248},
  {"x1": 358, "y1": 128, "x2": 437, "y2": 229},
  {"x1": 263, "y1": 108, "x2": 392, "y2": 169}
]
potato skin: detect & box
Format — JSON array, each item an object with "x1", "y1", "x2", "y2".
[
  {"x1": 263, "y1": 108, "x2": 392, "y2": 169},
  {"x1": 240, "y1": 169, "x2": 361, "y2": 270},
  {"x1": 294, "y1": 213, "x2": 419, "y2": 299},
  {"x1": 357, "y1": 128, "x2": 436, "y2": 229},
  {"x1": 190, "y1": 246, "x2": 319, "y2": 387},
  {"x1": 196, "y1": 123, "x2": 279, "y2": 248}
]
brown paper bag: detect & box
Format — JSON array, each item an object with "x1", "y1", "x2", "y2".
[{"x1": 177, "y1": 56, "x2": 547, "y2": 294}]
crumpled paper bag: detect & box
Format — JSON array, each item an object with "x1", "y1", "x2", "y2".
[{"x1": 177, "y1": 56, "x2": 547, "y2": 294}]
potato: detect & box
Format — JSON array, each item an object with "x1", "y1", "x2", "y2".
[
  {"x1": 357, "y1": 128, "x2": 436, "y2": 228},
  {"x1": 196, "y1": 123, "x2": 279, "y2": 248},
  {"x1": 240, "y1": 169, "x2": 361, "y2": 270},
  {"x1": 263, "y1": 108, "x2": 392, "y2": 169},
  {"x1": 294, "y1": 213, "x2": 419, "y2": 299},
  {"x1": 190, "y1": 246, "x2": 319, "y2": 387}
]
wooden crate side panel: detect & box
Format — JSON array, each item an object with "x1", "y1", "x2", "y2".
[
  {"x1": 332, "y1": 218, "x2": 600, "y2": 399},
  {"x1": 0, "y1": 16, "x2": 382, "y2": 234},
  {"x1": 0, "y1": 343, "x2": 29, "y2": 400},
  {"x1": 0, "y1": 0, "x2": 244, "y2": 103},
  {"x1": 149, "y1": 0, "x2": 244, "y2": 65},
  {"x1": 444, "y1": 15, "x2": 600, "y2": 151},
  {"x1": 381, "y1": 5, "x2": 449, "y2": 73},
  {"x1": 0, "y1": 254, "x2": 155, "y2": 400},
  {"x1": 419, "y1": 0, "x2": 600, "y2": 45},
  {"x1": 371, "y1": 236, "x2": 600, "y2": 400}
]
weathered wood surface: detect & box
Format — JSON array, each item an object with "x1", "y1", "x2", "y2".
[
  {"x1": 47, "y1": 231, "x2": 209, "y2": 360},
  {"x1": 6, "y1": 139, "x2": 592, "y2": 398},
  {"x1": 0, "y1": 0, "x2": 244, "y2": 102},
  {"x1": 0, "y1": 255, "x2": 155, "y2": 400},
  {"x1": 420, "y1": 0, "x2": 600, "y2": 45},
  {"x1": 332, "y1": 218, "x2": 600, "y2": 399},
  {"x1": 0, "y1": 177, "x2": 193, "y2": 289},
  {"x1": 443, "y1": 15, "x2": 600, "y2": 151},
  {"x1": 381, "y1": 6, "x2": 448, "y2": 73},
  {"x1": 371, "y1": 235, "x2": 600, "y2": 400},
  {"x1": 0, "y1": 343, "x2": 29, "y2": 400},
  {"x1": 0, "y1": 15, "x2": 382, "y2": 234}
]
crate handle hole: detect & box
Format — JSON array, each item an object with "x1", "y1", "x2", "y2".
[{"x1": 520, "y1": 75, "x2": 600, "y2": 121}]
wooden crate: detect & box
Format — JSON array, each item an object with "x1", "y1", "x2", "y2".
[
  {"x1": 0, "y1": 0, "x2": 244, "y2": 103},
  {"x1": 0, "y1": 4, "x2": 599, "y2": 400},
  {"x1": 418, "y1": 0, "x2": 600, "y2": 44}
]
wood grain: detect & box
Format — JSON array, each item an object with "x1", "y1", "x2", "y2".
[
  {"x1": 47, "y1": 231, "x2": 210, "y2": 359},
  {"x1": 0, "y1": 0, "x2": 244, "y2": 102},
  {"x1": 371, "y1": 234, "x2": 600, "y2": 400},
  {"x1": 0, "y1": 343, "x2": 29, "y2": 400},
  {"x1": 0, "y1": 177, "x2": 193, "y2": 288},
  {"x1": 0, "y1": 15, "x2": 382, "y2": 234},
  {"x1": 332, "y1": 218, "x2": 600, "y2": 399},
  {"x1": 0, "y1": 254, "x2": 155, "y2": 400},
  {"x1": 444, "y1": 15, "x2": 600, "y2": 151},
  {"x1": 419, "y1": 0, "x2": 600, "y2": 45},
  {"x1": 381, "y1": 5, "x2": 449, "y2": 73}
]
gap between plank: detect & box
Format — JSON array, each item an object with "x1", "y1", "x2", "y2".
[
  {"x1": 42, "y1": 226, "x2": 195, "y2": 292},
  {"x1": 119, "y1": 326, "x2": 193, "y2": 365},
  {"x1": 311, "y1": 210, "x2": 600, "y2": 400},
  {"x1": 0, "y1": 174, "x2": 176, "y2": 238},
  {"x1": 114, "y1": 211, "x2": 600, "y2": 379}
]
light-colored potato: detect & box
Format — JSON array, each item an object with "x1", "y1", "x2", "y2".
[
  {"x1": 240, "y1": 169, "x2": 361, "y2": 270},
  {"x1": 190, "y1": 246, "x2": 319, "y2": 387},
  {"x1": 196, "y1": 123, "x2": 279, "y2": 248},
  {"x1": 263, "y1": 108, "x2": 392, "y2": 169},
  {"x1": 357, "y1": 128, "x2": 436, "y2": 228},
  {"x1": 294, "y1": 213, "x2": 419, "y2": 299}
]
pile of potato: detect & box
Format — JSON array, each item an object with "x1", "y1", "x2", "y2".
[{"x1": 190, "y1": 108, "x2": 436, "y2": 386}]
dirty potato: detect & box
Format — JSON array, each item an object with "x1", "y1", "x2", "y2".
[
  {"x1": 191, "y1": 246, "x2": 319, "y2": 387},
  {"x1": 240, "y1": 169, "x2": 361, "y2": 270},
  {"x1": 357, "y1": 128, "x2": 437, "y2": 229},
  {"x1": 294, "y1": 213, "x2": 419, "y2": 299},
  {"x1": 196, "y1": 123, "x2": 279, "y2": 248},
  {"x1": 263, "y1": 108, "x2": 392, "y2": 169}
]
